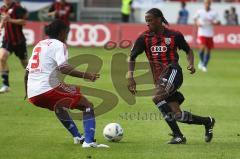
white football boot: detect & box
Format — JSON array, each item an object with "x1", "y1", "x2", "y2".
[
  {"x1": 82, "y1": 141, "x2": 109, "y2": 148},
  {"x1": 201, "y1": 66, "x2": 208, "y2": 72},
  {"x1": 198, "y1": 62, "x2": 203, "y2": 70},
  {"x1": 0, "y1": 85, "x2": 9, "y2": 94},
  {"x1": 73, "y1": 136, "x2": 85, "y2": 144}
]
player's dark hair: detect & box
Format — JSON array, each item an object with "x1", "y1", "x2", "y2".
[
  {"x1": 146, "y1": 8, "x2": 169, "y2": 25},
  {"x1": 44, "y1": 20, "x2": 69, "y2": 39}
]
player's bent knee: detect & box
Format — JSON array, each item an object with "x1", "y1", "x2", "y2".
[
  {"x1": 166, "y1": 91, "x2": 185, "y2": 105},
  {"x1": 174, "y1": 111, "x2": 191, "y2": 122},
  {"x1": 77, "y1": 100, "x2": 95, "y2": 115},
  {"x1": 152, "y1": 95, "x2": 161, "y2": 105},
  {"x1": 0, "y1": 49, "x2": 9, "y2": 58},
  {"x1": 152, "y1": 94, "x2": 167, "y2": 104},
  {"x1": 173, "y1": 112, "x2": 182, "y2": 121},
  {"x1": 88, "y1": 102, "x2": 94, "y2": 109},
  {"x1": 76, "y1": 104, "x2": 85, "y2": 111},
  {"x1": 83, "y1": 107, "x2": 95, "y2": 117},
  {"x1": 54, "y1": 106, "x2": 68, "y2": 116},
  {"x1": 55, "y1": 98, "x2": 72, "y2": 109},
  {"x1": 0, "y1": 54, "x2": 7, "y2": 63},
  {"x1": 78, "y1": 96, "x2": 94, "y2": 109},
  {"x1": 152, "y1": 90, "x2": 168, "y2": 104}
]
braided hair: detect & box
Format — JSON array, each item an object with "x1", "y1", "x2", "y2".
[{"x1": 146, "y1": 8, "x2": 169, "y2": 25}]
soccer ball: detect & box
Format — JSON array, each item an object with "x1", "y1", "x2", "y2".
[{"x1": 103, "y1": 123, "x2": 123, "y2": 142}]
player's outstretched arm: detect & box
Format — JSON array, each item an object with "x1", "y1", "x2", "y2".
[
  {"x1": 59, "y1": 64, "x2": 100, "y2": 82},
  {"x1": 186, "y1": 49, "x2": 196, "y2": 74}
]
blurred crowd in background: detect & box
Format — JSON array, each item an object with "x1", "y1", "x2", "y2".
[
  {"x1": 0, "y1": 0, "x2": 239, "y2": 25},
  {"x1": 177, "y1": 1, "x2": 238, "y2": 25},
  {"x1": 42, "y1": 0, "x2": 239, "y2": 25}
]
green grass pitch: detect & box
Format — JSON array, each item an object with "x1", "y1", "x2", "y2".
[{"x1": 0, "y1": 46, "x2": 240, "y2": 159}]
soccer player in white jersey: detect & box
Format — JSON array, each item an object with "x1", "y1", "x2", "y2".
[
  {"x1": 194, "y1": 0, "x2": 220, "y2": 72},
  {"x1": 24, "y1": 20, "x2": 108, "y2": 148}
]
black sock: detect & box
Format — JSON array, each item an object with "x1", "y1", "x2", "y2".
[
  {"x1": 165, "y1": 117, "x2": 183, "y2": 137},
  {"x1": 156, "y1": 101, "x2": 183, "y2": 137},
  {"x1": 1, "y1": 71, "x2": 9, "y2": 86},
  {"x1": 191, "y1": 114, "x2": 210, "y2": 125},
  {"x1": 176, "y1": 111, "x2": 210, "y2": 125}
]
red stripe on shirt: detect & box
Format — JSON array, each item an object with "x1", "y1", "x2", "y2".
[
  {"x1": 169, "y1": 36, "x2": 175, "y2": 63},
  {"x1": 160, "y1": 36, "x2": 168, "y2": 66},
  {"x1": 13, "y1": 6, "x2": 21, "y2": 43},
  {"x1": 152, "y1": 36, "x2": 162, "y2": 72},
  {"x1": 144, "y1": 33, "x2": 157, "y2": 81}
]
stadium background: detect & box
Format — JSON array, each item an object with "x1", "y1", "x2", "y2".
[
  {"x1": 0, "y1": 0, "x2": 240, "y2": 159},
  {"x1": 1, "y1": 0, "x2": 240, "y2": 48}
]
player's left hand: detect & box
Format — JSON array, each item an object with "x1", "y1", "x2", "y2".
[
  {"x1": 187, "y1": 64, "x2": 196, "y2": 74},
  {"x1": 127, "y1": 77, "x2": 137, "y2": 95}
]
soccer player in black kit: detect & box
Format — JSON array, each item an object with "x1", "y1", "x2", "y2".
[{"x1": 127, "y1": 8, "x2": 215, "y2": 144}]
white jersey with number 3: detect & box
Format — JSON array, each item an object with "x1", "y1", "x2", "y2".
[
  {"x1": 27, "y1": 39, "x2": 68, "y2": 98},
  {"x1": 194, "y1": 9, "x2": 219, "y2": 37}
]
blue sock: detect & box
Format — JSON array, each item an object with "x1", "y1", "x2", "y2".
[
  {"x1": 83, "y1": 110, "x2": 96, "y2": 143},
  {"x1": 55, "y1": 107, "x2": 81, "y2": 138},
  {"x1": 203, "y1": 52, "x2": 211, "y2": 67},
  {"x1": 199, "y1": 50, "x2": 204, "y2": 64}
]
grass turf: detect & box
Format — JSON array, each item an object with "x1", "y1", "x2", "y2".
[{"x1": 0, "y1": 47, "x2": 240, "y2": 159}]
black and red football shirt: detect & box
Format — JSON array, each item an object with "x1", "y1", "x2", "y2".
[
  {"x1": 130, "y1": 27, "x2": 190, "y2": 83},
  {"x1": 0, "y1": 2, "x2": 27, "y2": 45},
  {"x1": 49, "y1": 2, "x2": 74, "y2": 26}
]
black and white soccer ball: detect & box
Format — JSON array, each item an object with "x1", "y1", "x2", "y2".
[{"x1": 103, "y1": 123, "x2": 123, "y2": 142}]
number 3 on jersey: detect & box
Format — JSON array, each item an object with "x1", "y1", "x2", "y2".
[{"x1": 31, "y1": 47, "x2": 41, "y2": 69}]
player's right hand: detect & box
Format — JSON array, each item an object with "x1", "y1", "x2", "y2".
[
  {"x1": 127, "y1": 78, "x2": 137, "y2": 95},
  {"x1": 84, "y1": 73, "x2": 100, "y2": 82}
]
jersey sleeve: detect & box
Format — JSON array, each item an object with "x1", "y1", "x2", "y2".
[
  {"x1": 55, "y1": 43, "x2": 68, "y2": 67},
  {"x1": 176, "y1": 32, "x2": 190, "y2": 53},
  {"x1": 130, "y1": 35, "x2": 146, "y2": 60}
]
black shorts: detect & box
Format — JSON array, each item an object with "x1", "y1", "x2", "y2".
[
  {"x1": 1, "y1": 41, "x2": 28, "y2": 60},
  {"x1": 157, "y1": 64, "x2": 185, "y2": 105}
]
